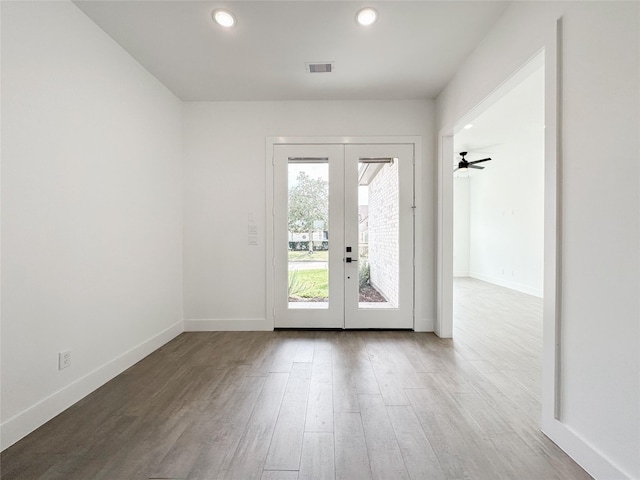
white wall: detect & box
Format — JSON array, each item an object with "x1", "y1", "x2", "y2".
[
  {"x1": 453, "y1": 177, "x2": 470, "y2": 276},
  {"x1": 437, "y1": 2, "x2": 639, "y2": 479},
  {"x1": 1, "y1": 1, "x2": 184, "y2": 449},
  {"x1": 182, "y1": 100, "x2": 434, "y2": 330},
  {"x1": 468, "y1": 141, "x2": 544, "y2": 297}
]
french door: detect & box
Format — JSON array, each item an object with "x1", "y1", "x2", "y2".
[{"x1": 273, "y1": 143, "x2": 414, "y2": 329}]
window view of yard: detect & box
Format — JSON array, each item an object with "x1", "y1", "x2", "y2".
[
  {"x1": 288, "y1": 251, "x2": 329, "y2": 302},
  {"x1": 287, "y1": 163, "x2": 330, "y2": 306},
  {"x1": 286, "y1": 160, "x2": 393, "y2": 307},
  {"x1": 287, "y1": 250, "x2": 385, "y2": 303}
]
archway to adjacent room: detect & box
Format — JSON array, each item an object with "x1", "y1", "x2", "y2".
[{"x1": 437, "y1": 42, "x2": 562, "y2": 425}]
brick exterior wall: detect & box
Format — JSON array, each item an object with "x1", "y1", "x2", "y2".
[{"x1": 367, "y1": 162, "x2": 399, "y2": 306}]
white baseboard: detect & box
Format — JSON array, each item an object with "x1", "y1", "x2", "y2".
[
  {"x1": 542, "y1": 418, "x2": 635, "y2": 480},
  {"x1": 184, "y1": 318, "x2": 273, "y2": 331},
  {"x1": 469, "y1": 272, "x2": 543, "y2": 298},
  {"x1": 0, "y1": 320, "x2": 184, "y2": 451}
]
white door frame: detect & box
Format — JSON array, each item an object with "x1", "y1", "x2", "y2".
[
  {"x1": 435, "y1": 20, "x2": 563, "y2": 435},
  {"x1": 266, "y1": 136, "x2": 423, "y2": 330}
]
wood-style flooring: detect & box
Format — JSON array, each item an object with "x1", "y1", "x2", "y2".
[{"x1": 1, "y1": 279, "x2": 592, "y2": 479}]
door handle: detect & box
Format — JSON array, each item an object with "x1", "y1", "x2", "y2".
[{"x1": 345, "y1": 257, "x2": 358, "y2": 263}]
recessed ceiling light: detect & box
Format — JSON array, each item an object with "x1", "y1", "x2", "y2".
[
  {"x1": 212, "y1": 9, "x2": 236, "y2": 28},
  {"x1": 356, "y1": 7, "x2": 378, "y2": 26},
  {"x1": 464, "y1": 124, "x2": 474, "y2": 130}
]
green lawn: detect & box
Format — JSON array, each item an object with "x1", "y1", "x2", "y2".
[
  {"x1": 288, "y1": 269, "x2": 328, "y2": 299},
  {"x1": 288, "y1": 250, "x2": 329, "y2": 262}
]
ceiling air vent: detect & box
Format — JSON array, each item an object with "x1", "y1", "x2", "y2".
[{"x1": 306, "y1": 62, "x2": 334, "y2": 73}]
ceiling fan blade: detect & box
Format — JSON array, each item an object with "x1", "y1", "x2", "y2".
[
  {"x1": 468, "y1": 165, "x2": 484, "y2": 169},
  {"x1": 468, "y1": 157, "x2": 491, "y2": 164}
]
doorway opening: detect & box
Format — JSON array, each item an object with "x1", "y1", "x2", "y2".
[
  {"x1": 451, "y1": 54, "x2": 545, "y2": 355},
  {"x1": 453, "y1": 63, "x2": 545, "y2": 298},
  {"x1": 437, "y1": 49, "x2": 550, "y2": 338},
  {"x1": 446, "y1": 50, "x2": 551, "y2": 422},
  {"x1": 439, "y1": 49, "x2": 552, "y2": 467}
]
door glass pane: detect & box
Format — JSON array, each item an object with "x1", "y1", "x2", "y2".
[
  {"x1": 288, "y1": 160, "x2": 329, "y2": 309},
  {"x1": 358, "y1": 159, "x2": 399, "y2": 309}
]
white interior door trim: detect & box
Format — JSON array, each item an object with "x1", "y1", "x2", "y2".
[{"x1": 266, "y1": 136, "x2": 423, "y2": 330}]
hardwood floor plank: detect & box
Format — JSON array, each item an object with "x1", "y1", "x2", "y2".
[
  {"x1": 450, "y1": 390, "x2": 514, "y2": 437},
  {"x1": 150, "y1": 365, "x2": 255, "y2": 479},
  {"x1": 36, "y1": 455, "x2": 89, "y2": 480},
  {"x1": 0, "y1": 453, "x2": 68, "y2": 480},
  {"x1": 363, "y1": 335, "x2": 413, "y2": 405},
  {"x1": 331, "y1": 343, "x2": 361, "y2": 414},
  {"x1": 333, "y1": 412, "x2": 372, "y2": 480},
  {"x1": 293, "y1": 336, "x2": 316, "y2": 363},
  {"x1": 332, "y1": 367, "x2": 360, "y2": 413},
  {"x1": 488, "y1": 432, "x2": 573, "y2": 480},
  {"x1": 52, "y1": 415, "x2": 145, "y2": 480},
  {"x1": 386, "y1": 405, "x2": 446, "y2": 480},
  {"x1": 358, "y1": 394, "x2": 410, "y2": 480},
  {"x1": 92, "y1": 404, "x2": 193, "y2": 479},
  {"x1": 313, "y1": 331, "x2": 336, "y2": 351},
  {"x1": 405, "y1": 383, "x2": 509, "y2": 479},
  {"x1": 246, "y1": 334, "x2": 281, "y2": 377},
  {"x1": 337, "y1": 332, "x2": 380, "y2": 396},
  {"x1": 270, "y1": 334, "x2": 302, "y2": 373},
  {"x1": 304, "y1": 349, "x2": 333, "y2": 433},
  {"x1": 297, "y1": 432, "x2": 335, "y2": 480},
  {"x1": 264, "y1": 363, "x2": 313, "y2": 471},
  {"x1": 181, "y1": 373, "x2": 267, "y2": 480},
  {"x1": 224, "y1": 372, "x2": 290, "y2": 480},
  {"x1": 261, "y1": 471, "x2": 299, "y2": 480}
]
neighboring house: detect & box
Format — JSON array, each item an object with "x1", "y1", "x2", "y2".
[{"x1": 288, "y1": 231, "x2": 329, "y2": 250}]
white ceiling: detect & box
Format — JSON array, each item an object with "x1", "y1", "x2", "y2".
[
  {"x1": 454, "y1": 64, "x2": 544, "y2": 175},
  {"x1": 73, "y1": 1, "x2": 510, "y2": 101}
]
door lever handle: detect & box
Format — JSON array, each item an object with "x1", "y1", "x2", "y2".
[{"x1": 345, "y1": 257, "x2": 358, "y2": 263}]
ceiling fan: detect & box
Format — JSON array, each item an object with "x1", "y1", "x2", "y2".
[{"x1": 454, "y1": 151, "x2": 492, "y2": 172}]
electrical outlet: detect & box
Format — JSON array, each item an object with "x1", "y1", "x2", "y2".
[{"x1": 58, "y1": 350, "x2": 71, "y2": 370}]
